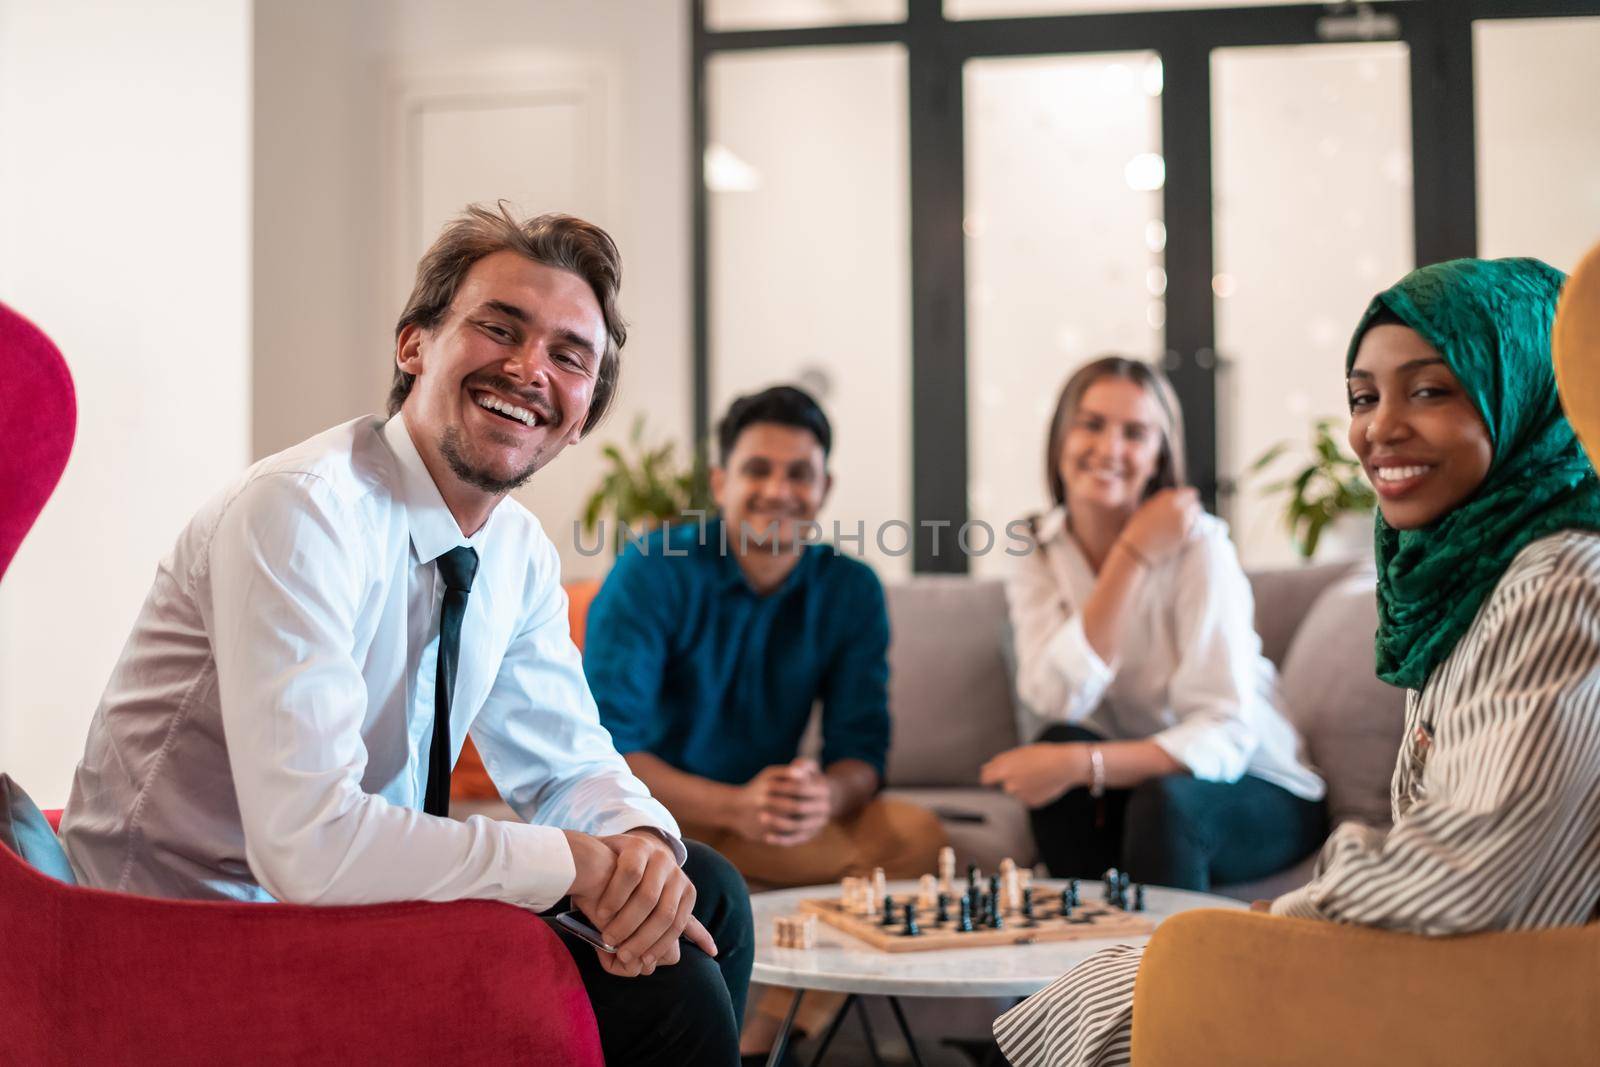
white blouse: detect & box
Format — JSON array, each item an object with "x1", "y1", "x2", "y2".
[{"x1": 1008, "y1": 506, "x2": 1324, "y2": 801}]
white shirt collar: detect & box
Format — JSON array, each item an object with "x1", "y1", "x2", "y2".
[
  {"x1": 1034, "y1": 504, "x2": 1069, "y2": 545},
  {"x1": 379, "y1": 413, "x2": 487, "y2": 565}
]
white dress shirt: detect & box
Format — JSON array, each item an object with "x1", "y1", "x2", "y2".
[
  {"x1": 1008, "y1": 506, "x2": 1324, "y2": 801},
  {"x1": 61, "y1": 414, "x2": 681, "y2": 908}
]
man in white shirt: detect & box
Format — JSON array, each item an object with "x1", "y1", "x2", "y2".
[{"x1": 60, "y1": 205, "x2": 752, "y2": 1064}]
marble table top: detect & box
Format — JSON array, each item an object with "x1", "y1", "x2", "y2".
[{"x1": 751, "y1": 879, "x2": 1245, "y2": 997}]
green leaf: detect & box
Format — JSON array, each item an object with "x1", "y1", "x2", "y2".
[{"x1": 1248, "y1": 441, "x2": 1290, "y2": 473}]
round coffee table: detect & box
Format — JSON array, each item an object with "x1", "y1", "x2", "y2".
[{"x1": 751, "y1": 879, "x2": 1245, "y2": 1065}]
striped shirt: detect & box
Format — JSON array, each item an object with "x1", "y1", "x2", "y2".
[{"x1": 995, "y1": 531, "x2": 1600, "y2": 1067}]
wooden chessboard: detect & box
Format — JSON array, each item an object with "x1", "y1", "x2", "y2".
[{"x1": 797, "y1": 893, "x2": 1154, "y2": 953}]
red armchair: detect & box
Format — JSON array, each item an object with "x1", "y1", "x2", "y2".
[{"x1": 0, "y1": 301, "x2": 603, "y2": 1065}]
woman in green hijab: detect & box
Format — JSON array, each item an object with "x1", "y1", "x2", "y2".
[{"x1": 995, "y1": 257, "x2": 1600, "y2": 1067}]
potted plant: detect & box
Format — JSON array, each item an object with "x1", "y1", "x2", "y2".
[
  {"x1": 1249, "y1": 418, "x2": 1375, "y2": 561},
  {"x1": 580, "y1": 416, "x2": 709, "y2": 555}
]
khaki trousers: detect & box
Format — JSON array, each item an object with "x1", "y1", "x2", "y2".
[{"x1": 685, "y1": 797, "x2": 949, "y2": 1038}]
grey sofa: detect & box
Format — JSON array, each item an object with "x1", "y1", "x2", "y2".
[{"x1": 878, "y1": 562, "x2": 1407, "y2": 901}]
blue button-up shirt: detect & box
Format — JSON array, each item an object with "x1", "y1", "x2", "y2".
[{"x1": 585, "y1": 518, "x2": 891, "y2": 785}]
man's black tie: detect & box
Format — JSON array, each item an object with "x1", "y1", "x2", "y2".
[{"x1": 425, "y1": 545, "x2": 478, "y2": 817}]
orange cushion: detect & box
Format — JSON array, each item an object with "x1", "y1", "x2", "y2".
[{"x1": 452, "y1": 578, "x2": 604, "y2": 801}]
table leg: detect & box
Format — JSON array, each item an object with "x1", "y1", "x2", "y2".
[
  {"x1": 804, "y1": 993, "x2": 857, "y2": 1067},
  {"x1": 885, "y1": 996, "x2": 926, "y2": 1067},
  {"x1": 855, "y1": 997, "x2": 885, "y2": 1067},
  {"x1": 767, "y1": 988, "x2": 805, "y2": 1067}
]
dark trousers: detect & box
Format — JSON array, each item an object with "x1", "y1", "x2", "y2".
[
  {"x1": 554, "y1": 840, "x2": 754, "y2": 1066},
  {"x1": 1028, "y1": 725, "x2": 1327, "y2": 891}
]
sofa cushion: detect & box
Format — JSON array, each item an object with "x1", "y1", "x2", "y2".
[
  {"x1": 1246, "y1": 560, "x2": 1358, "y2": 669},
  {"x1": 0, "y1": 774, "x2": 76, "y2": 883},
  {"x1": 884, "y1": 577, "x2": 1019, "y2": 787},
  {"x1": 883, "y1": 786, "x2": 1036, "y2": 871},
  {"x1": 1278, "y1": 568, "x2": 1406, "y2": 829}
]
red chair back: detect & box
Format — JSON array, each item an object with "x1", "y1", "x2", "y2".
[{"x1": 0, "y1": 302, "x2": 76, "y2": 581}]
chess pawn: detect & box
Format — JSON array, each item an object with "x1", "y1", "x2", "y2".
[
  {"x1": 1068, "y1": 878, "x2": 1081, "y2": 907},
  {"x1": 988, "y1": 873, "x2": 1001, "y2": 914},
  {"x1": 936, "y1": 892, "x2": 950, "y2": 925},
  {"x1": 939, "y1": 846, "x2": 956, "y2": 891},
  {"x1": 1004, "y1": 868, "x2": 1021, "y2": 914},
  {"x1": 919, "y1": 873, "x2": 938, "y2": 909},
  {"x1": 1021, "y1": 886, "x2": 1035, "y2": 925},
  {"x1": 1134, "y1": 884, "x2": 1146, "y2": 912},
  {"x1": 881, "y1": 897, "x2": 897, "y2": 927},
  {"x1": 958, "y1": 894, "x2": 974, "y2": 933},
  {"x1": 903, "y1": 906, "x2": 921, "y2": 937},
  {"x1": 1059, "y1": 886, "x2": 1074, "y2": 918},
  {"x1": 872, "y1": 867, "x2": 887, "y2": 907}
]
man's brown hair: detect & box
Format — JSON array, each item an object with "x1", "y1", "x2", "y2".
[{"x1": 389, "y1": 203, "x2": 625, "y2": 435}]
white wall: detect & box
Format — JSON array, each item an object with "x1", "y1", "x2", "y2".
[
  {"x1": 253, "y1": 0, "x2": 692, "y2": 580},
  {"x1": 0, "y1": 0, "x2": 253, "y2": 805},
  {"x1": 252, "y1": 0, "x2": 388, "y2": 459}
]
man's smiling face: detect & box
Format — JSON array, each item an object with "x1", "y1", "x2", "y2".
[{"x1": 396, "y1": 250, "x2": 605, "y2": 515}]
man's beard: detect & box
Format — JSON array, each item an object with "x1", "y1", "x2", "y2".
[{"x1": 440, "y1": 425, "x2": 541, "y2": 495}]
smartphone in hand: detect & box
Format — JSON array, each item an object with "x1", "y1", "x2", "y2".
[{"x1": 550, "y1": 908, "x2": 617, "y2": 953}]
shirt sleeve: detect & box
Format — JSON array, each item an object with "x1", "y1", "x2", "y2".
[
  {"x1": 818, "y1": 562, "x2": 891, "y2": 778},
  {"x1": 1149, "y1": 525, "x2": 1264, "y2": 782},
  {"x1": 469, "y1": 535, "x2": 685, "y2": 866},
  {"x1": 1007, "y1": 541, "x2": 1112, "y2": 726},
  {"x1": 205, "y1": 474, "x2": 582, "y2": 910},
  {"x1": 582, "y1": 544, "x2": 674, "y2": 756},
  {"x1": 1272, "y1": 563, "x2": 1600, "y2": 933}
]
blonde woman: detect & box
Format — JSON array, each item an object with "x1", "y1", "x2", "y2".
[{"x1": 981, "y1": 357, "x2": 1326, "y2": 890}]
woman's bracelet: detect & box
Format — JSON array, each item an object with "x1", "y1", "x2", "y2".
[
  {"x1": 1116, "y1": 539, "x2": 1151, "y2": 570},
  {"x1": 1088, "y1": 746, "x2": 1106, "y2": 798}
]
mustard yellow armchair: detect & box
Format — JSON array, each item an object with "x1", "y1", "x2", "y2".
[{"x1": 1131, "y1": 909, "x2": 1600, "y2": 1066}]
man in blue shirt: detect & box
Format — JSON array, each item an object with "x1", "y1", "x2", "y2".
[{"x1": 586, "y1": 386, "x2": 945, "y2": 891}]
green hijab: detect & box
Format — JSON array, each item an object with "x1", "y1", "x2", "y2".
[{"x1": 1346, "y1": 257, "x2": 1600, "y2": 690}]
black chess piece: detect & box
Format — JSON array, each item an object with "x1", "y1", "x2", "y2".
[
  {"x1": 881, "y1": 897, "x2": 897, "y2": 926},
  {"x1": 958, "y1": 894, "x2": 974, "y2": 933},
  {"x1": 1059, "y1": 887, "x2": 1074, "y2": 918},
  {"x1": 991, "y1": 906, "x2": 1005, "y2": 931},
  {"x1": 1021, "y1": 886, "x2": 1036, "y2": 926},
  {"x1": 1103, "y1": 867, "x2": 1119, "y2": 902},
  {"x1": 1068, "y1": 878, "x2": 1081, "y2": 907},
  {"x1": 904, "y1": 906, "x2": 921, "y2": 937},
  {"x1": 936, "y1": 892, "x2": 950, "y2": 925},
  {"x1": 967, "y1": 863, "x2": 979, "y2": 891},
  {"x1": 1134, "y1": 884, "x2": 1146, "y2": 912}
]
